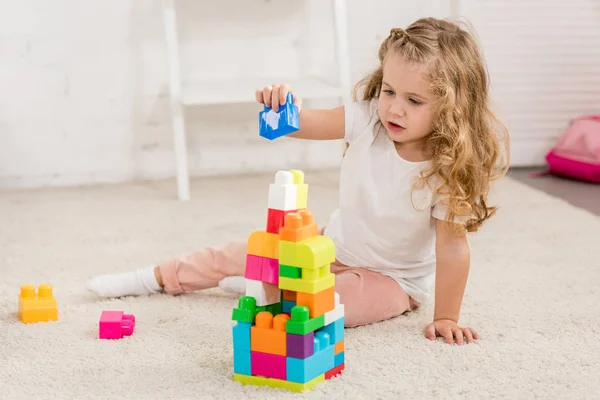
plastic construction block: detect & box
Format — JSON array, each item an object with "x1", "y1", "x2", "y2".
[
  {"x1": 283, "y1": 290, "x2": 297, "y2": 302},
  {"x1": 246, "y1": 279, "x2": 281, "y2": 307},
  {"x1": 279, "y1": 236, "x2": 335, "y2": 270},
  {"x1": 232, "y1": 321, "x2": 252, "y2": 352},
  {"x1": 234, "y1": 373, "x2": 324, "y2": 393},
  {"x1": 18, "y1": 284, "x2": 58, "y2": 324},
  {"x1": 324, "y1": 292, "x2": 345, "y2": 325},
  {"x1": 256, "y1": 302, "x2": 282, "y2": 316},
  {"x1": 247, "y1": 231, "x2": 279, "y2": 259},
  {"x1": 334, "y1": 351, "x2": 344, "y2": 367},
  {"x1": 279, "y1": 264, "x2": 302, "y2": 279},
  {"x1": 335, "y1": 340, "x2": 344, "y2": 355},
  {"x1": 245, "y1": 254, "x2": 279, "y2": 285},
  {"x1": 290, "y1": 170, "x2": 308, "y2": 209},
  {"x1": 287, "y1": 331, "x2": 334, "y2": 383},
  {"x1": 251, "y1": 312, "x2": 290, "y2": 356},
  {"x1": 259, "y1": 93, "x2": 300, "y2": 141},
  {"x1": 279, "y1": 273, "x2": 335, "y2": 295},
  {"x1": 279, "y1": 210, "x2": 318, "y2": 243},
  {"x1": 297, "y1": 286, "x2": 335, "y2": 319},
  {"x1": 234, "y1": 349, "x2": 251, "y2": 375},
  {"x1": 266, "y1": 208, "x2": 298, "y2": 234},
  {"x1": 99, "y1": 311, "x2": 135, "y2": 339},
  {"x1": 282, "y1": 300, "x2": 296, "y2": 313},
  {"x1": 286, "y1": 305, "x2": 325, "y2": 335},
  {"x1": 319, "y1": 317, "x2": 344, "y2": 344},
  {"x1": 325, "y1": 363, "x2": 345, "y2": 380},
  {"x1": 287, "y1": 331, "x2": 315, "y2": 359},
  {"x1": 232, "y1": 296, "x2": 258, "y2": 323},
  {"x1": 268, "y1": 171, "x2": 298, "y2": 211},
  {"x1": 251, "y1": 351, "x2": 287, "y2": 380}
]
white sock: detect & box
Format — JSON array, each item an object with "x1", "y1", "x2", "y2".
[
  {"x1": 218, "y1": 276, "x2": 246, "y2": 295},
  {"x1": 87, "y1": 265, "x2": 163, "y2": 298}
]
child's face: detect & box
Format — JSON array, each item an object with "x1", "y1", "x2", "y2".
[{"x1": 377, "y1": 52, "x2": 435, "y2": 152}]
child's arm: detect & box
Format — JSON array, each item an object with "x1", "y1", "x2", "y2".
[
  {"x1": 425, "y1": 219, "x2": 480, "y2": 345},
  {"x1": 255, "y1": 84, "x2": 345, "y2": 140}
]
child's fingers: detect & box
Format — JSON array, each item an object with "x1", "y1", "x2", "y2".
[
  {"x1": 279, "y1": 84, "x2": 290, "y2": 107},
  {"x1": 463, "y1": 328, "x2": 474, "y2": 344},
  {"x1": 452, "y1": 328, "x2": 464, "y2": 346},
  {"x1": 442, "y1": 329, "x2": 453, "y2": 345},
  {"x1": 255, "y1": 89, "x2": 264, "y2": 104},
  {"x1": 262, "y1": 85, "x2": 273, "y2": 108},
  {"x1": 424, "y1": 323, "x2": 436, "y2": 340},
  {"x1": 470, "y1": 328, "x2": 481, "y2": 340},
  {"x1": 271, "y1": 85, "x2": 281, "y2": 112}
]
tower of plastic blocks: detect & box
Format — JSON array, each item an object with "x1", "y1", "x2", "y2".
[{"x1": 231, "y1": 170, "x2": 345, "y2": 392}]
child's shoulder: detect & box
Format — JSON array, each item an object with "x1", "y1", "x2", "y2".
[{"x1": 345, "y1": 98, "x2": 379, "y2": 143}]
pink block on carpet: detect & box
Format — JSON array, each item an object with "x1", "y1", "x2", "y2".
[
  {"x1": 99, "y1": 311, "x2": 135, "y2": 339},
  {"x1": 251, "y1": 351, "x2": 286, "y2": 380}
]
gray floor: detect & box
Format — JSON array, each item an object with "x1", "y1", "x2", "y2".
[{"x1": 508, "y1": 167, "x2": 600, "y2": 216}]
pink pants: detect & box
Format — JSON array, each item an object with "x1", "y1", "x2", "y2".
[{"x1": 158, "y1": 240, "x2": 419, "y2": 328}]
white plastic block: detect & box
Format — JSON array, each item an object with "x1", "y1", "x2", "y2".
[
  {"x1": 324, "y1": 292, "x2": 344, "y2": 325},
  {"x1": 245, "y1": 278, "x2": 281, "y2": 307},
  {"x1": 268, "y1": 170, "x2": 298, "y2": 211}
]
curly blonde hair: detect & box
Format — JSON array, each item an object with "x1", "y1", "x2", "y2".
[{"x1": 353, "y1": 17, "x2": 510, "y2": 233}]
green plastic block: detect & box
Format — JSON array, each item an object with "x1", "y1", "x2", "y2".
[
  {"x1": 232, "y1": 296, "x2": 257, "y2": 323},
  {"x1": 279, "y1": 264, "x2": 302, "y2": 279},
  {"x1": 286, "y1": 305, "x2": 325, "y2": 335},
  {"x1": 267, "y1": 302, "x2": 283, "y2": 316}
]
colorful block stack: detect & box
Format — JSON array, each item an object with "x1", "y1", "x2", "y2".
[{"x1": 231, "y1": 170, "x2": 345, "y2": 392}]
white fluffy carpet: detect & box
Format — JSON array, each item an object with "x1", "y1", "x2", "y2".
[{"x1": 1, "y1": 170, "x2": 599, "y2": 399}]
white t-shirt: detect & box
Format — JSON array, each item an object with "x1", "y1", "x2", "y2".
[{"x1": 324, "y1": 99, "x2": 466, "y2": 304}]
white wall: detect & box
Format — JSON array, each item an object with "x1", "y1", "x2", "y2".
[{"x1": 2, "y1": 0, "x2": 597, "y2": 191}]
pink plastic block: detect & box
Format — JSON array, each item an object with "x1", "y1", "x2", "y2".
[
  {"x1": 245, "y1": 254, "x2": 278, "y2": 284},
  {"x1": 251, "y1": 351, "x2": 286, "y2": 380},
  {"x1": 261, "y1": 259, "x2": 279, "y2": 285},
  {"x1": 99, "y1": 310, "x2": 135, "y2": 339},
  {"x1": 244, "y1": 254, "x2": 262, "y2": 280}
]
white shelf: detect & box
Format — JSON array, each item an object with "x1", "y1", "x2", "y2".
[{"x1": 181, "y1": 76, "x2": 345, "y2": 106}]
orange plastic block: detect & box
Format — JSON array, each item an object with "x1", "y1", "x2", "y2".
[
  {"x1": 19, "y1": 284, "x2": 58, "y2": 324},
  {"x1": 279, "y1": 210, "x2": 318, "y2": 242},
  {"x1": 283, "y1": 290, "x2": 297, "y2": 302},
  {"x1": 247, "y1": 231, "x2": 279, "y2": 259},
  {"x1": 335, "y1": 340, "x2": 344, "y2": 355},
  {"x1": 296, "y1": 286, "x2": 335, "y2": 318},
  {"x1": 251, "y1": 312, "x2": 291, "y2": 356}
]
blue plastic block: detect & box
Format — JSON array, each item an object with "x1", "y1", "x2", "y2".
[
  {"x1": 232, "y1": 321, "x2": 252, "y2": 352},
  {"x1": 259, "y1": 93, "x2": 300, "y2": 140},
  {"x1": 319, "y1": 317, "x2": 344, "y2": 344},
  {"x1": 287, "y1": 331, "x2": 334, "y2": 383},
  {"x1": 234, "y1": 349, "x2": 252, "y2": 375},
  {"x1": 334, "y1": 351, "x2": 344, "y2": 367},
  {"x1": 282, "y1": 300, "x2": 296, "y2": 313}
]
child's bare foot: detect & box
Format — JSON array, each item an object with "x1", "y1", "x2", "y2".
[{"x1": 87, "y1": 266, "x2": 163, "y2": 298}]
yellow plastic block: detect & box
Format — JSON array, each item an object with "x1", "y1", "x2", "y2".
[
  {"x1": 247, "y1": 231, "x2": 279, "y2": 259},
  {"x1": 18, "y1": 284, "x2": 58, "y2": 324},
  {"x1": 302, "y1": 268, "x2": 320, "y2": 281},
  {"x1": 279, "y1": 236, "x2": 335, "y2": 270},
  {"x1": 291, "y1": 170, "x2": 308, "y2": 209},
  {"x1": 234, "y1": 373, "x2": 325, "y2": 393},
  {"x1": 319, "y1": 264, "x2": 330, "y2": 278},
  {"x1": 279, "y1": 273, "x2": 335, "y2": 294}
]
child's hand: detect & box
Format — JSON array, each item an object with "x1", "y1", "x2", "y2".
[
  {"x1": 425, "y1": 319, "x2": 480, "y2": 345},
  {"x1": 255, "y1": 84, "x2": 303, "y2": 113}
]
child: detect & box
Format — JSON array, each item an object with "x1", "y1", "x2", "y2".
[{"x1": 88, "y1": 17, "x2": 509, "y2": 345}]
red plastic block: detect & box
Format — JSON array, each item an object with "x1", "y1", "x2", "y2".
[
  {"x1": 99, "y1": 311, "x2": 135, "y2": 339},
  {"x1": 251, "y1": 351, "x2": 287, "y2": 380},
  {"x1": 325, "y1": 363, "x2": 345, "y2": 379},
  {"x1": 267, "y1": 208, "x2": 298, "y2": 234}
]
